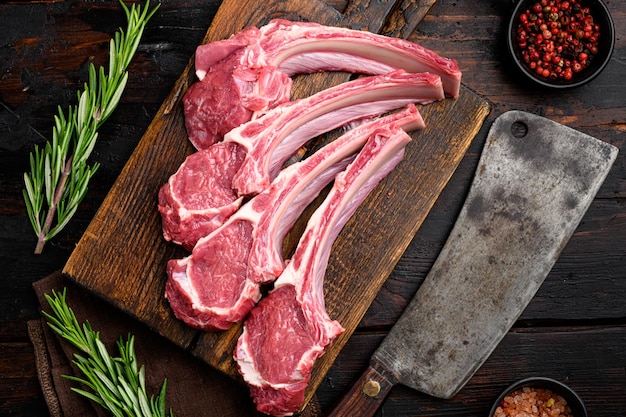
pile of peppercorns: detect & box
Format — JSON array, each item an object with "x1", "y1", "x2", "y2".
[{"x1": 515, "y1": 0, "x2": 601, "y2": 81}]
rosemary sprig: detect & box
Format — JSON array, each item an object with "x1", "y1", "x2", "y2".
[
  {"x1": 23, "y1": 0, "x2": 159, "y2": 254},
  {"x1": 43, "y1": 289, "x2": 174, "y2": 417}
]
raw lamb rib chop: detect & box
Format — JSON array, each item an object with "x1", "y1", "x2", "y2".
[
  {"x1": 165, "y1": 105, "x2": 424, "y2": 331},
  {"x1": 159, "y1": 71, "x2": 443, "y2": 249},
  {"x1": 184, "y1": 19, "x2": 461, "y2": 149},
  {"x1": 234, "y1": 124, "x2": 413, "y2": 416}
]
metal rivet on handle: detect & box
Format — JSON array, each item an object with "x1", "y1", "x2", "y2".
[{"x1": 362, "y1": 379, "x2": 381, "y2": 397}]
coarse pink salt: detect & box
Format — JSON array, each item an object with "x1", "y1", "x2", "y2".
[{"x1": 493, "y1": 386, "x2": 573, "y2": 417}]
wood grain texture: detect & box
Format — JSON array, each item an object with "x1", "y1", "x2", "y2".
[{"x1": 61, "y1": 0, "x2": 489, "y2": 410}]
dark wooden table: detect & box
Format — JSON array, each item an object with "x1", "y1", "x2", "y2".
[{"x1": 1, "y1": 1, "x2": 624, "y2": 416}]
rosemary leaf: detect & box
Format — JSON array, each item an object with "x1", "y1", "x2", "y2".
[
  {"x1": 118, "y1": 377, "x2": 140, "y2": 412},
  {"x1": 70, "y1": 387, "x2": 108, "y2": 409},
  {"x1": 138, "y1": 379, "x2": 153, "y2": 417},
  {"x1": 23, "y1": 0, "x2": 159, "y2": 254},
  {"x1": 43, "y1": 152, "x2": 52, "y2": 207},
  {"x1": 155, "y1": 381, "x2": 168, "y2": 416}
]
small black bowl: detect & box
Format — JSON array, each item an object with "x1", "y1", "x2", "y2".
[
  {"x1": 507, "y1": 0, "x2": 615, "y2": 89},
  {"x1": 489, "y1": 377, "x2": 588, "y2": 417}
]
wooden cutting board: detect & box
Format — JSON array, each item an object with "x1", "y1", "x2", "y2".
[{"x1": 63, "y1": 0, "x2": 490, "y2": 410}]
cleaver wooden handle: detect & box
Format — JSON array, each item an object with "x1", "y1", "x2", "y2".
[{"x1": 326, "y1": 362, "x2": 398, "y2": 417}]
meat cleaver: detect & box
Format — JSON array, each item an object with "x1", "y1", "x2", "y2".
[{"x1": 326, "y1": 110, "x2": 618, "y2": 417}]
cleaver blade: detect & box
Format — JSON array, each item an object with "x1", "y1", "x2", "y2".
[{"x1": 327, "y1": 110, "x2": 618, "y2": 417}]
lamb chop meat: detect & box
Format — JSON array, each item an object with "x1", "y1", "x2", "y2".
[
  {"x1": 165, "y1": 105, "x2": 424, "y2": 331},
  {"x1": 159, "y1": 71, "x2": 443, "y2": 249},
  {"x1": 157, "y1": 143, "x2": 245, "y2": 250},
  {"x1": 234, "y1": 124, "x2": 414, "y2": 416},
  {"x1": 184, "y1": 19, "x2": 461, "y2": 149}
]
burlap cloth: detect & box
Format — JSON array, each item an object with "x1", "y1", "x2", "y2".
[{"x1": 27, "y1": 271, "x2": 322, "y2": 417}]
